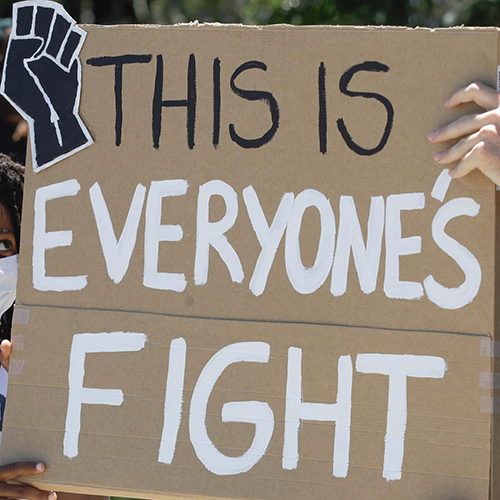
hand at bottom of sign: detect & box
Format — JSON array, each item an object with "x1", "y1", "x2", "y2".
[
  {"x1": 0, "y1": 462, "x2": 56, "y2": 500},
  {"x1": 429, "y1": 82, "x2": 500, "y2": 186}
]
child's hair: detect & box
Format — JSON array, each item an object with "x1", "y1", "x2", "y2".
[{"x1": 0, "y1": 154, "x2": 24, "y2": 341}]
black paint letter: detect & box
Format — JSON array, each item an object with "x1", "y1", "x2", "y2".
[
  {"x1": 229, "y1": 61, "x2": 279, "y2": 149},
  {"x1": 213, "y1": 57, "x2": 221, "y2": 149},
  {"x1": 87, "y1": 55, "x2": 152, "y2": 146},
  {"x1": 318, "y1": 62, "x2": 327, "y2": 154},
  {"x1": 152, "y1": 54, "x2": 196, "y2": 149},
  {"x1": 337, "y1": 61, "x2": 394, "y2": 156}
]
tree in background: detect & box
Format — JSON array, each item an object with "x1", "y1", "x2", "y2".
[{"x1": 1, "y1": 0, "x2": 500, "y2": 30}]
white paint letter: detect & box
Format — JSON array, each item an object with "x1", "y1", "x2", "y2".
[
  {"x1": 384, "y1": 193, "x2": 425, "y2": 300},
  {"x1": 356, "y1": 354, "x2": 447, "y2": 481},
  {"x1": 158, "y1": 338, "x2": 187, "y2": 464},
  {"x1": 331, "y1": 196, "x2": 384, "y2": 296},
  {"x1": 189, "y1": 342, "x2": 274, "y2": 475},
  {"x1": 144, "y1": 180, "x2": 188, "y2": 292},
  {"x1": 283, "y1": 348, "x2": 353, "y2": 477},
  {"x1": 90, "y1": 182, "x2": 146, "y2": 284},
  {"x1": 64, "y1": 332, "x2": 147, "y2": 458},
  {"x1": 194, "y1": 180, "x2": 244, "y2": 285},
  {"x1": 285, "y1": 189, "x2": 335, "y2": 294},
  {"x1": 424, "y1": 198, "x2": 481, "y2": 309},
  {"x1": 243, "y1": 186, "x2": 294, "y2": 296},
  {"x1": 33, "y1": 180, "x2": 87, "y2": 291}
]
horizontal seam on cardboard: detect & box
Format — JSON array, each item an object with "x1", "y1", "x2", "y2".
[
  {"x1": 14, "y1": 341, "x2": 489, "y2": 363},
  {"x1": 6, "y1": 423, "x2": 489, "y2": 439},
  {"x1": 6, "y1": 383, "x2": 491, "y2": 425},
  {"x1": 41, "y1": 451, "x2": 492, "y2": 468},
  {"x1": 16, "y1": 302, "x2": 491, "y2": 339},
  {"x1": 6, "y1": 426, "x2": 490, "y2": 449},
  {"x1": 29, "y1": 460, "x2": 490, "y2": 486},
  {"x1": 5, "y1": 382, "x2": 492, "y2": 421},
  {"x1": 6, "y1": 381, "x2": 486, "y2": 402}
]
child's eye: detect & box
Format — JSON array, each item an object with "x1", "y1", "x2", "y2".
[{"x1": 0, "y1": 240, "x2": 12, "y2": 252}]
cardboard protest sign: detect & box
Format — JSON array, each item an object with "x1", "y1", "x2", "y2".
[{"x1": 1, "y1": 2, "x2": 500, "y2": 499}]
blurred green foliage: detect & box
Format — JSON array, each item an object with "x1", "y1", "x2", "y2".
[{"x1": 1, "y1": 0, "x2": 500, "y2": 27}]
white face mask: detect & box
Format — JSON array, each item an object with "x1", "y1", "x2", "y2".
[{"x1": 0, "y1": 255, "x2": 18, "y2": 318}]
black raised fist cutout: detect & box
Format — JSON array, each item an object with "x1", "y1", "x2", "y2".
[{"x1": 0, "y1": 1, "x2": 92, "y2": 171}]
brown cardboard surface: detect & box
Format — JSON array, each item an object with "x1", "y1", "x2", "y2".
[
  {"x1": 2, "y1": 23, "x2": 500, "y2": 500},
  {"x1": 17, "y1": 25, "x2": 498, "y2": 334},
  {"x1": 2, "y1": 307, "x2": 492, "y2": 500}
]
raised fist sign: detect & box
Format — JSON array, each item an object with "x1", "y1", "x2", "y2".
[{"x1": 0, "y1": 1, "x2": 93, "y2": 172}]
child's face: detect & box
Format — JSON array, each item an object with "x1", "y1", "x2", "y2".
[{"x1": 0, "y1": 204, "x2": 17, "y2": 258}]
